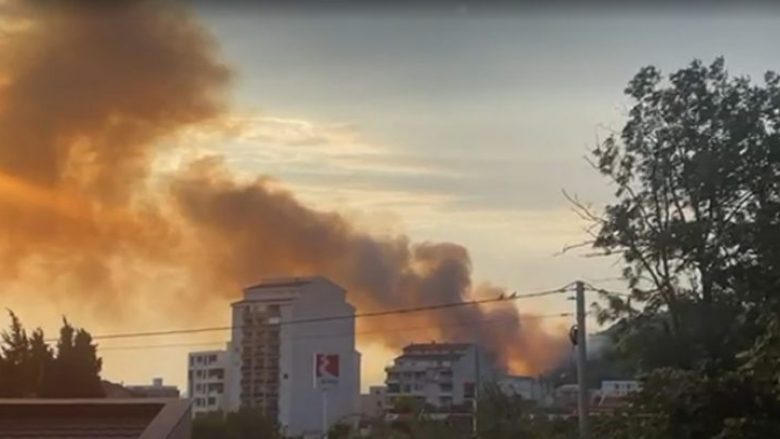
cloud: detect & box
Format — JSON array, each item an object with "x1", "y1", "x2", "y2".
[{"x1": 0, "y1": 1, "x2": 569, "y2": 375}]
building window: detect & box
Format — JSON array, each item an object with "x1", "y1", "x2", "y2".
[
  {"x1": 464, "y1": 383, "x2": 475, "y2": 398},
  {"x1": 208, "y1": 397, "x2": 216, "y2": 405}
]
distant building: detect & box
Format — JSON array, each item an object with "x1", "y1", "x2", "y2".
[
  {"x1": 497, "y1": 375, "x2": 545, "y2": 402},
  {"x1": 0, "y1": 398, "x2": 191, "y2": 438},
  {"x1": 599, "y1": 380, "x2": 641, "y2": 398},
  {"x1": 553, "y1": 384, "x2": 581, "y2": 409},
  {"x1": 188, "y1": 349, "x2": 229, "y2": 417},
  {"x1": 100, "y1": 380, "x2": 135, "y2": 398},
  {"x1": 227, "y1": 276, "x2": 361, "y2": 437},
  {"x1": 384, "y1": 342, "x2": 494, "y2": 411},
  {"x1": 360, "y1": 385, "x2": 388, "y2": 418},
  {"x1": 591, "y1": 380, "x2": 641, "y2": 412},
  {"x1": 126, "y1": 378, "x2": 180, "y2": 398}
]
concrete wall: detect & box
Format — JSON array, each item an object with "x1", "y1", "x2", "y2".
[
  {"x1": 285, "y1": 277, "x2": 360, "y2": 437},
  {"x1": 360, "y1": 386, "x2": 388, "y2": 418}
]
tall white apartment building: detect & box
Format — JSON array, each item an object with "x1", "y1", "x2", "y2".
[
  {"x1": 188, "y1": 349, "x2": 230, "y2": 417},
  {"x1": 224, "y1": 276, "x2": 360, "y2": 437},
  {"x1": 384, "y1": 343, "x2": 494, "y2": 410}
]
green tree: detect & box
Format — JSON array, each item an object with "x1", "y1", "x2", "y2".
[
  {"x1": 476, "y1": 382, "x2": 530, "y2": 438},
  {"x1": 577, "y1": 57, "x2": 780, "y2": 437},
  {"x1": 0, "y1": 312, "x2": 105, "y2": 398},
  {"x1": 191, "y1": 412, "x2": 228, "y2": 439},
  {"x1": 581, "y1": 57, "x2": 780, "y2": 370},
  {"x1": 0, "y1": 310, "x2": 30, "y2": 396},
  {"x1": 45, "y1": 318, "x2": 104, "y2": 397},
  {"x1": 192, "y1": 408, "x2": 280, "y2": 439},
  {"x1": 28, "y1": 328, "x2": 53, "y2": 396}
]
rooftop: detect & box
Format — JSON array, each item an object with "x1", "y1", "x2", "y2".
[
  {"x1": 0, "y1": 398, "x2": 190, "y2": 439},
  {"x1": 395, "y1": 354, "x2": 463, "y2": 363},
  {"x1": 243, "y1": 275, "x2": 320, "y2": 290},
  {"x1": 403, "y1": 342, "x2": 474, "y2": 353}
]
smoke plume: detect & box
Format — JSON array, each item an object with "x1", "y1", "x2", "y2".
[{"x1": 0, "y1": 2, "x2": 567, "y2": 373}]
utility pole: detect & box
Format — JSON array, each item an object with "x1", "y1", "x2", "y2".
[
  {"x1": 472, "y1": 346, "x2": 480, "y2": 438},
  {"x1": 575, "y1": 280, "x2": 589, "y2": 438},
  {"x1": 321, "y1": 389, "x2": 328, "y2": 438}
]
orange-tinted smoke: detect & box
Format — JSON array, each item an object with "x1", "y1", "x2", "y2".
[
  {"x1": 0, "y1": 1, "x2": 228, "y2": 299},
  {"x1": 0, "y1": 1, "x2": 567, "y2": 373},
  {"x1": 170, "y1": 159, "x2": 568, "y2": 373}
]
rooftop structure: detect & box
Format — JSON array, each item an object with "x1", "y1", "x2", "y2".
[
  {"x1": 126, "y1": 378, "x2": 180, "y2": 399},
  {"x1": 0, "y1": 398, "x2": 190, "y2": 438}
]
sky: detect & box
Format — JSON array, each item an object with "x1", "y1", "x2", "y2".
[
  {"x1": 3, "y1": 3, "x2": 780, "y2": 393},
  {"x1": 197, "y1": 7, "x2": 780, "y2": 296}
]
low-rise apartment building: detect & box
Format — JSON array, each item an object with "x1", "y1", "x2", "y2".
[
  {"x1": 384, "y1": 342, "x2": 493, "y2": 410},
  {"x1": 188, "y1": 349, "x2": 229, "y2": 417}
]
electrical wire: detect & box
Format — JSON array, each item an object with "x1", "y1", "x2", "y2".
[
  {"x1": 98, "y1": 312, "x2": 575, "y2": 352},
  {"x1": 582, "y1": 281, "x2": 632, "y2": 298},
  {"x1": 51, "y1": 283, "x2": 574, "y2": 343}
]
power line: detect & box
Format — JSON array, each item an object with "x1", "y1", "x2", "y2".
[
  {"x1": 98, "y1": 312, "x2": 575, "y2": 352},
  {"x1": 582, "y1": 282, "x2": 632, "y2": 298},
  {"x1": 100, "y1": 341, "x2": 225, "y2": 352},
  {"x1": 53, "y1": 283, "x2": 574, "y2": 343}
]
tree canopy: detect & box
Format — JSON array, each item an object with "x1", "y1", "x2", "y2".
[
  {"x1": 577, "y1": 57, "x2": 780, "y2": 437},
  {"x1": 0, "y1": 311, "x2": 104, "y2": 398}
]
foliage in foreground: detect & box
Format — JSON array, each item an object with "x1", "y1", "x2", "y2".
[
  {"x1": 0, "y1": 310, "x2": 104, "y2": 398},
  {"x1": 192, "y1": 408, "x2": 281, "y2": 439},
  {"x1": 579, "y1": 57, "x2": 780, "y2": 438}
]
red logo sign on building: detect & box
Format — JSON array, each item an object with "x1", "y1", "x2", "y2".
[{"x1": 314, "y1": 353, "x2": 340, "y2": 388}]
